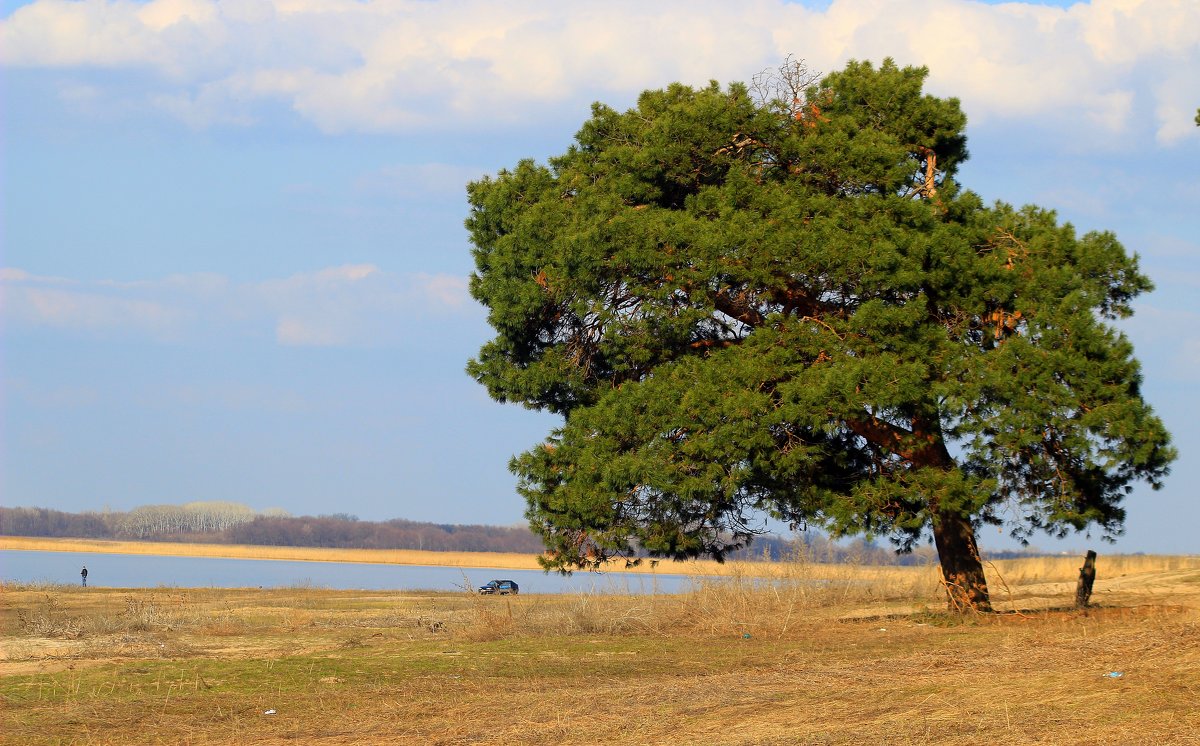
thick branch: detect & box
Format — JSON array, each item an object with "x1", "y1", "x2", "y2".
[
  {"x1": 712, "y1": 288, "x2": 765, "y2": 327},
  {"x1": 845, "y1": 414, "x2": 946, "y2": 466}
]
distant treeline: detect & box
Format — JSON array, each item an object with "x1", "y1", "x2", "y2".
[
  {"x1": 0, "y1": 503, "x2": 1047, "y2": 563},
  {"x1": 725, "y1": 533, "x2": 946, "y2": 566},
  {"x1": 0, "y1": 504, "x2": 545, "y2": 554}
]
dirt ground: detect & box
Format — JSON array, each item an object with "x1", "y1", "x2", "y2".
[{"x1": 3, "y1": 557, "x2": 1198, "y2": 745}]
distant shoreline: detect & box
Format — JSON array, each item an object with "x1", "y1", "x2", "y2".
[{"x1": 0, "y1": 536, "x2": 726, "y2": 576}]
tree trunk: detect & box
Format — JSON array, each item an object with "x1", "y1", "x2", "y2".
[
  {"x1": 932, "y1": 510, "x2": 992, "y2": 612},
  {"x1": 1075, "y1": 550, "x2": 1097, "y2": 609}
]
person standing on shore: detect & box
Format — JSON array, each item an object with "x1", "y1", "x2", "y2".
[{"x1": 81, "y1": 566, "x2": 87, "y2": 587}]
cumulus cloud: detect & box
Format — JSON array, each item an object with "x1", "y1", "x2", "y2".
[
  {"x1": 1, "y1": 264, "x2": 473, "y2": 346},
  {"x1": 3, "y1": 0, "x2": 1198, "y2": 144}
]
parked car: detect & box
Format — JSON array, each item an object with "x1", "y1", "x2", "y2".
[{"x1": 478, "y1": 579, "x2": 519, "y2": 595}]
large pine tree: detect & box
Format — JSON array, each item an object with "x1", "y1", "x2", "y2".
[{"x1": 466, "y1": 59, "x2": 1175, "y2": 611}]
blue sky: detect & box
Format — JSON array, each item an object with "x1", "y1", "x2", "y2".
[{"x1": 2, "y1": 0, "x2": 1197, "y2": 554}]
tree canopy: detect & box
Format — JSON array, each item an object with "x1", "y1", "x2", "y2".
[{"x1": 466, "y1": 59, "x2": 1175, "y2": 610}]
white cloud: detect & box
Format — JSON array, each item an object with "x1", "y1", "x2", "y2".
[
  {"x1": 416, "y1": 273, "x2": 469, "y2": 309},
  {"x1": 1153, "y1": 69, "x2": 1200, "y2": 145},
  {"x1": 1120, "y1": 304, "x2": 1200, "y2": 383},
  {"x1": 1139, "y1": 235, "x2": 1200, "y2": 261},
  {"x1": 275, "y1": 315, "x2": 342, "y2": 346},
  {"x1": 163, "y1": 382, "x2": 310, "y2": 413},
  {"x1": 254, "y1": 264, "x2": 473, "y2": 346},
  {"x1": 2, "y1": 281, "x2": 186, "y2": 340},
  {"x1": 0, "y1": 269, "x2": 171, "y2": 338},
  {"x1": 0, "y1": 268, "x2": 33, "y2": 281},
  {"x1": 3, "y1": 0, "x2": 1198, "y2": 144},
  {"x1": 136, "y1": 0, "x2": 219, "y2": 32},
  {"x1": 355, "y1": 163, "x2": 487, "y2": 199},
  {"x1": 1, "y1": 264, "x2": 473, "y2": 346}
]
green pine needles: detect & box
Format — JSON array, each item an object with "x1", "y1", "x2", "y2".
[{"x1": 466, "y1": 58, "x2": 1175, "y2": 611}]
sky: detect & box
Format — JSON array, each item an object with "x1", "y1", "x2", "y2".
[{"x1": 2, "y1": 0, "x2": 1197, "y2": 554}]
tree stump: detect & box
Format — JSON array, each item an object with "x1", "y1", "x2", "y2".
[{"x1": 1075, "y1": 550, "x2": 1097, "y2": 609}]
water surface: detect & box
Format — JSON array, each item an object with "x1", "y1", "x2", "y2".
[{"x1": 0, "y1": 550, "x2": 698, "y2": 594}]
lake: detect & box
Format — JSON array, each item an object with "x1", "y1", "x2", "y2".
[{"x1": 0, "y1": 550, "x2": 702, "y2": 594}]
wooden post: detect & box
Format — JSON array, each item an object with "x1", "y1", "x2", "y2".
[{"x1": 1075, "y1": 550, "x2": 1097, "y2": 609}]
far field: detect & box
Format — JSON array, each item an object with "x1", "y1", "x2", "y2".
[
  {"x1": 2, "y1": 549, "x2": 1198, "y2": 745},
  {"x1": 0, "y1": 536, "x2": 563, "y2": 573}
]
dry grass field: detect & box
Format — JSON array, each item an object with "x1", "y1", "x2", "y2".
[{"x1": 2, "y1": 552, "x2": 1198, "y2": 745}]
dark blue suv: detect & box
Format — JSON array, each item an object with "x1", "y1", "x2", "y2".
[{"x1": 478, "y1": 579, "x2": 519, "y2": 595}]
